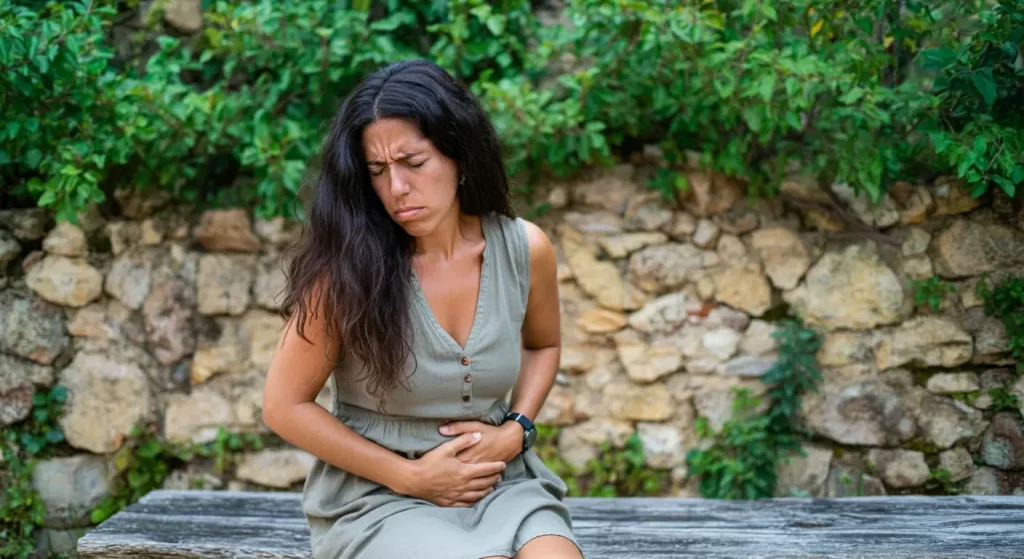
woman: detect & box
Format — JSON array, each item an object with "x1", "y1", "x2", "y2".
[{"x1": 262, "y1": 60, "x2": 583, "y2": 559}]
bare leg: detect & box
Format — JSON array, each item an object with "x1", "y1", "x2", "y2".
[{"x1": 515, "y1": 535, "x2": 584, "y2": 559}]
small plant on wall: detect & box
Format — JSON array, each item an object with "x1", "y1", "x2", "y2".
[
  {"x1": 90, "y1": 424, "x2": 264, "y2": 524},
  {"x1": 534, "y1": 426, "x2": 669, "y2": 498},
  {"x1": 686, "y1": 320, "x2": 823, "y2": 500},
  {"x1": 0, "y1": 386, "x2": 68, "y2": 559}
]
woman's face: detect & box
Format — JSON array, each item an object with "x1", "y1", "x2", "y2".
[{"x1": 362, "y1": 117, "x2": 460, "y2": 236}]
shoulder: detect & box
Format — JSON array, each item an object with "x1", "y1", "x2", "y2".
[
  {"x1": 518, "y1": 218, "x2": 556, "y2": 280},
  {"x1": 518, "y1": 218, "x2": 553, "y2": 258}
]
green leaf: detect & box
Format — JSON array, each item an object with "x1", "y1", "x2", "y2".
[
  {"x1": 128, "y1": 470, "x2": 151, "y2": 489},
  {"x1": 50, "y1": 386, "x2": 67, "y2": 402},
  {"x1": 25, "y1": 149, "x2": 42, "y2": 169},
  {"x1": 37, "y1": 189, "x2": 57, "y2": 206},
  {"x1": 920, "y1": 47, "x2": 956, "y2": 70},
  {"x1": 45, "y1": 428, "x2": 64, "y2": 444},
  {"x1": 485, "y1": 15, "x2": 505, "y2": 36},
  {"x1": 840, "y1": 87, "x2": 866, "y2": 104},
  {"x1": 1011, "y1": 166, "x2": 1024, "y2": 185},
  {"x1": 973, "y1": 136, "x2": 988, "y2": 156},
  {"x1": 758, "y1": 74, "x2": 776, "y2": 102},
  {"x1": 970, "y1": 69, "x2": 997, "y2": 106},
  {"x1": 994, "y1": 176, "x2": 1016, "y2": 198}
]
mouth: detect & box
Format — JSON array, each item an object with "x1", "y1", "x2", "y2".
[{"x1": 394, "y1": 207, "x2": 424, "y2": 220}]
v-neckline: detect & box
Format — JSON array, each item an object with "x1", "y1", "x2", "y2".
[{"x1": 410, "y1": 215, "x2": 491, "y2": 356}]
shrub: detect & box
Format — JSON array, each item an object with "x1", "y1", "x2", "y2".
[{"x1": 2, "y1": 0, "x2": 1021, "y2": 221}]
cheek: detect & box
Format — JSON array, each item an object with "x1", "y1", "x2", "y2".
[
  {"x1": 369, "y1": 178, "x2": 391, "y2": 204},
  {"x1": 434, "y1": 162, "x2": 460, "y2": 195},
  {"x1": 419, "y1": 164, "x2": 458, "y2": 205}
]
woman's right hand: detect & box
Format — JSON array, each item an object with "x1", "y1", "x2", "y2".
[{"x1": 402, "y1": 432, "x2": 506, "y2": 507}]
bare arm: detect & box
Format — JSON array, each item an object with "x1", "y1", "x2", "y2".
[
  {"x1": 263, "y1": 283, "x2": 505, "y2": 506},
  {"x1": 440, "y1": 219, "x2": 563, "y2": 460},
  {"x1": 261, "y1": 288, "x2": 418, "y2": 494},
  {"x1": 507, "y1": 219, "x2": 562, "y2": 421}
]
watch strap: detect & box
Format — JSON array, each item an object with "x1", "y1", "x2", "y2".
[
  {"x1": 503, "y1": 412, "x2": 536, "y2": 451},
  {"x1": 504, "y1": 412, "x2": 534, "y2": 431}
]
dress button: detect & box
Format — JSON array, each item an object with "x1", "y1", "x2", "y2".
[
  {"x1": 462, "y1": 394, "x2": 470, "y2": 402},
  {"x1": 461, "y1": 356, "x2": 470, "y2": 366},
  {"x1": 464, "y1": 374, "x2": 472, "y2": 383}
]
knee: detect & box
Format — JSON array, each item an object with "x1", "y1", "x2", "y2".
[{"x1": 514, "y1": 535, "x2": 583, "y2": 559}]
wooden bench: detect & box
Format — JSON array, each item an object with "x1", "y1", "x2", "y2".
[{"x1": 76, "y1": 489, "x2": 1024, "y2": 558}]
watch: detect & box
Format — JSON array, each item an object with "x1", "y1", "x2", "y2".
[{"x1": 503, "y1": 412, "x2": 537, "y2": 453}]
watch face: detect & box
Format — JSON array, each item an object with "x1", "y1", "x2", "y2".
[{"x1": 524, "y1": 428, "x2": 537, "y2": 449}]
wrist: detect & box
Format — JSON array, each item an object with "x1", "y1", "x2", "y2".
[
  {"x1": 388, "y1": 456, "x2": 420, "y2": 495},
  {"x1": 500, "y1": 421, "x2": 525, "y2": 457},
  {"x1": 502, "y1": 411, "x2": 537, "y2": 454}
]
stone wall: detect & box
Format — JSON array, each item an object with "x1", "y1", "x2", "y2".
[
  {"x1": 2, "y1": 163, "x2": 1024, "y2": 552},
  {"x1": 526, "y1": 162, "x2": 1024, "y2": 499}
]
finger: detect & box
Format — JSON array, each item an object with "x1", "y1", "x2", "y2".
[
  {"x1": 438, "y1": 432, "x2": 482, "y2": 455},
  {"x1": 439, "y1": 421, "x2": 484, "y2": 436},
  {"x1": 463, "y1": 473, "x2": 502, "y2": 491},
  {"x1": 440, "y1": 497, "x2": 472, "y2": 508},
  {"x1": 455, "y1": 487, "x2": 494, "y2": 504},
  {"x1": 455, "y1": 446, "x2": 485, "y2": 463},
  {"x1": 466, "y1": 460, "x2": 506, "y2": 478}
]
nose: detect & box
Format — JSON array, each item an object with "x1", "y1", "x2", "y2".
[{"x1": 388, "y1": 167, "x2": 410, "y2": 198}]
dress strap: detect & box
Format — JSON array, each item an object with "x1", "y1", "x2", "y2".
[{"x1": 487, "y1": 213, "x2": 531, "y2": 318}]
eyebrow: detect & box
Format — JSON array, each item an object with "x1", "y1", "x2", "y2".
[{"x1": 366, "y1": 152, "x2": 424, "y2": 165}]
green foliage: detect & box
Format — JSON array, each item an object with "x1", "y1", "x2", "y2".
[
  {"x1": 1, "y1": 0, "x2": 536, "y2": 219},
  {"x1": 90, "y1": 424, "x2": 264, "y2": 524},
  {"x1": 924, "y1": 467, "x2": 961, "y2": 495},
  {"x1": 0, "y1": 1, "x2": 121, "y2": 223},
  {"x1": 976, "y1": 273, "x2": 1024, "y2": 372},
  {"x1": 534, "y1": 425, "x2": 668, "y2": 498},
  {"x1": 989, "y1": 387, "x2": 1022, "y2": 414},
  {"x1": 911, "y1": 276, "x2": 955, "y2": 311},
  {"x1": 951, "y1": 390, "x2": 982, "y2": 408},
  {"x1": 920, "y1": 0, "x2": 1024, "y2": 199},
  {"x1": 0, "y1": 386, "x2": 67, "y2": 559},
  {"x1": 686, "y1": 320, "x2": 823, "y2": 500},
  {"x1": 834, "y1": 469, "x2": 868, "y2": 497},
  {"x1": 3, "y1": 0, "x2": 1022, "y2": 220}
]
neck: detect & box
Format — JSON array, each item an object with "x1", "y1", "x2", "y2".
[{"x1": 414, "y1": 206, "x2": 480, "y2": 261}]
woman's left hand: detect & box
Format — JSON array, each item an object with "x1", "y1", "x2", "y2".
[{"x1": 439, "y1": 420, "x2": 523, "y2": 465}]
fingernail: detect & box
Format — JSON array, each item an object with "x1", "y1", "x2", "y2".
[
  {"x1": 439, "y1": 425, "x2": 449, "y2": 434},
  {"x1": 473, "y1": 432, "x2": 481, "y2": 440}
]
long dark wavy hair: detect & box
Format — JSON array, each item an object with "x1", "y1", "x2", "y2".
[{"x1": 281, "y1": 59, "x2": 515, "y2": 409}]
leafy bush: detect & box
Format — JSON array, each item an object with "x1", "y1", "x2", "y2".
[
  {"x1": 976, "y1": 272, "x2": 1024, "y2": 372},
  {"x1": 2, "y1": 0, "x2": 1022, "y2": 221},
  {"x1": 921, "y1": 0, "x2": 1024, "y2": 199},
  {"x1": 686, "y1": 320, "x2": 823, "y2": 500},
  {"x1": 0, "y1": 386, "x2": 67, "y2": 559}
]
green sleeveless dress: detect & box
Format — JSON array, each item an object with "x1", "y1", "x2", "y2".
[{"x1": 300, "y1": 213, "x2": 580, "y2": 559}]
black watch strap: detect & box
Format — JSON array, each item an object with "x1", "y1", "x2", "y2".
[{"x1": 504, "y1": 412, "x2": 536, "y2": 452}]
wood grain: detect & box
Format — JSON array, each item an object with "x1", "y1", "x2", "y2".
[{"x1": 76, "y1": 490, "x2": 1024, "y2": 558}]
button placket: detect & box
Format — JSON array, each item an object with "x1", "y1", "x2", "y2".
[{"x1": 460, "y1": 355, "x2": 473, "y2": 406}]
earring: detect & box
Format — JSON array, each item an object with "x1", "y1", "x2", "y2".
[{"x1": 459, "y1": 175, "x2": 466, "y2": 186}]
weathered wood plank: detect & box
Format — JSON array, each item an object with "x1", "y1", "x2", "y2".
[{"x1": 77, "y1": 490, "x2": 1024, "y2": 559}]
